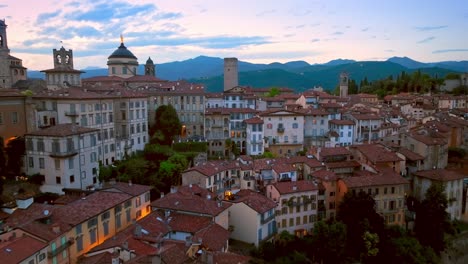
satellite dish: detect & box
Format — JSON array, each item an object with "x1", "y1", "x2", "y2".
[{"x1": 43, "y1": 210, "x2": 49, "y2": 216}]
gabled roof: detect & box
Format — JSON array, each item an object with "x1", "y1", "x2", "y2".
[
  {"x1": 271, "y1": 180, "x2": 319, "y2": 195},
  {"x1": 228, "y1": 190, "x2": 276, "y2": 214},
  {"x1": 151, "y1": 190, "x2": 230, "y2": 217},
  {"x1": 352, "y1": 144, "x2": 403, "y2": 163},
  {"x1": 101, "y1": 181, "x2": 152, "y2": 196},
  {"x1": 341, "y1": 170, "x2": 409, "y2": 188},
  {"x1": 0, "y1": 235, "x2": 48, "y2": 263},
  {"x1": 413, "y1": 169, "x2": 465, "y2": 182}
]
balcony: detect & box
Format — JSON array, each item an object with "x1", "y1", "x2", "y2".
[
  {"x1": 48, "y1": 239, "x2": 74, "y2": 258},
  {"x1": 50, "y1": 150, "x2": 78, "y2": 158},
  {"x1": 277, "y1": 127, "x2": 285, "y2": 133},
  {"x1": 65, "y1": 111, "x2": 79, "y2": 117}
]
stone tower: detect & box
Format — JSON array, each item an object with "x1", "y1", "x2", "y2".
[
  {"x1": 145, "y1": 57, "x2": 155, "y2": 77},
  {"x1": 339, "y1": 72, "x2": 349, "y2": 98},
  {"x1": 53, "y1": 46, "x2": 74, "y2": 70},
  {"x1": 224, "y1": 57, "x2": 238, "y2": 91},
  {"x1": 41, "y1": 46, "x2": 83, "y2": 89},
  {"x1": 0, "y1": 19, "x2": 27, "y2": 88}
]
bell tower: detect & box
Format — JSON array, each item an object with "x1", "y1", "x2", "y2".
[
  {"x1": 0, "y1": 19, "x2": 9, "y2": 53},
  {"x1": 53, "y1": 46, "x2": 74, "y2": 70},
  {"x1": 339, "y1": 72, "x2": 349, "y2": 98},
  {"x1": 145, "y1": 57, "x2": 155, "y2": 77}
]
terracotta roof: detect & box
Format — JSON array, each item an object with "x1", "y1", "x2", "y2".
[
  {"x1": 325, "y1": 160, "x2": 361, "y2": 169},
  {"x1": 341, "y1": 170, "x2": 409, "y2": 188},
  {"x1": 229, "y1": 190, "x2": 276, "y2": 214},
  {"x1": 320, "y1": 147, "x2": 350, "y2": 157},
  {"x1": 272, "y1": 162, "x2": 296, "y2": 174},
  {"x1": 409, "y1": 133, "x2": 447, "y2": 146},
  {"x1": 6, "y1": 191, "x2": 132, "y2": 243},
  {"x1": 397, "y1": 148, "x2": 424, "y2": 161},
  {"x1": 272, "y1": 180, "x2": 319, "y2": 195},
  {"x1": 353, "y1": 144, "x2": 403, "y2": 163},
  {"x1": 26, "y1": 123, "x2": 99, "y2": 137},
  {"x1": 101, "y1": 181, "x2": 152, "y2": 196},
  {"x1": 78, "y1": 252, "x2": 115, "y2": 264},
  {"x1": 413, "y1": 169, "x2": 465, "y2": 182},
  {"x1": 311, "y1": 169, "x2": 338, "y2": 181},
  {"x1": 168, "y1": 213, "x2": 212, "y2": 233},
  {"x1": 151, "y1": 191, "x2": 230, "y2": 216},
  {"x1": 244, "y1": 116, "x2": 264, "y2": 124},
  {"x1": 350, "y1": 113, "x2": 381, "y2": 120},
  {"x1": 193, "y1": 223, "x2": 230, "y2": 251},
  {"x1": 0, "y1": 89, "x2": 25, "y2": 97},
  {"x1": 184, "y1": 160, "x2": 240, "y2": 177},
  {"x1": 329, "y1": 119, "x2": 355, "y2": 125},
  {"x1": 33, "y1": 86, "x2": 111, "y2": 99},
  {"x1": 0, "y1": 235, "x2": 48, "y2": 263}
]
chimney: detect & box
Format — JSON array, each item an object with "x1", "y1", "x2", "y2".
[
  {"x1": 128, "y1": 180, "x2": 132, "y2": 186},
  {"x1": 52, "y1": 224, "x2": 61, "y2": 234},
  {"x1": 292, "y1": 185, "x2": 297, "y2": 191},
  {"x1": 160, "y1": 192, "x2": 164, "y2": 198}
]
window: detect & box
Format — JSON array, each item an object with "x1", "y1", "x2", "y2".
[
  {"x1": 70, "y1": 175, "x2": 75, "y2": 183},
  {"x1": 39, "y1": 158, "x2": 45, "y2": 169},
  {"x1": 28, "y1": 157, "x2": 34, "y2": 168},
  {"x1": 135, "y1": 197, "x2": 141, "y2": 207},
  {"x1": 289, "y1": 218, "x2": 294, "y2": 227},
  {"x1": 296, "y1": 216, "x2": 301, "y2": 225},
  {"x1": 56, "y1": 176, "x2": 61, "y2": 184},
  {"x1": 68, "y1": 158, "x2": 74, "y2": 169},
  {"x1": 0, "y1": 112, "x2": 3, "y2": 124},
  {"x1": 292, "y1": 123, "x2": 298, "y2": 129},
  {"x1": 55, "y1": 159, "x2": 60, "y2": 170},
  {"x1": 11, "y1": 112, "x2": 18, "y2": 124},
  {"x1": 37, "y1": 140, "x2": 45, "y2": 152}
]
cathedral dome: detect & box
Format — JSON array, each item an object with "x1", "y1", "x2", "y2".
[{"x1": 108, "y1": 43, "x2": 137, "y2": 59}]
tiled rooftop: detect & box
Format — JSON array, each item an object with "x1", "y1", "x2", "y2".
[
  {"x1": 228, "y1": 190, "x2": 276, "y2": 214},
  {"x1": 413, "y1": 169, "x2": 465, "y2": 182},
  {"x1": 272, "y1": 180, "x2": 320, "y2": 195},
  {"x1": 0, "y1": 235, "x2": 48, "y2": 264}
]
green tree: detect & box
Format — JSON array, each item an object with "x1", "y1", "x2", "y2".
[
  {"x1": 117, "y1": 156, "x2": 149, "y2": 184},
  {"x1": 337, "y1": 191, "x2": 385, "y2": 261},
  {"x1": 166, "y1": 153, "x2": 188, "y2": 185},
  {"x1": 415, "y1": 183, "x2": 454, "y2": 253},
  {"x1": 377, "y1": 226, "x2": 439, "y2": 264},
  {"x1": 265, "y1": 87, "x2": 281, "y2": 97},
  {"x1": 150, "y1": 105, "x2": 181, "y2": 145},
  {"x1": 310, "y1": 220, "x2": 347, "y2": 264},
  {"x1": 5, "y1": 137, "x2": 25, "y2": 176}
]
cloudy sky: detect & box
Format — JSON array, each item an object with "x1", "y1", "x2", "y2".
[{"x1": 2, "y1": 0, "x2": 468, "y2": 70}]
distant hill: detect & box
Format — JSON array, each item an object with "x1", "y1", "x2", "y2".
[
  {"x1": 387, "y1": 56, "x2": 468, "y2": 72},
  {"x1": 27, "y1": 55, "x2": 463, "y2": 92},
  {"x1": 190, "y1": 61, "x2": 457, "y2": 92}
]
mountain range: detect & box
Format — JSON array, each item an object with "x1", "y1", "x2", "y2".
[{"x1": 28, "y1": 56, "x2": 467, "y2": 93}]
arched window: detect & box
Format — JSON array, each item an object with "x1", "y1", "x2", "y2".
[
  {"x1": 56, "y1": 55, "x2": 62, "y2": 64},
  {"x1": 65, "y1": 55, "x2": 70, "y2": 64},
  {"x1": 0, "y1": 35, "x2": 3, "y2": 47}
]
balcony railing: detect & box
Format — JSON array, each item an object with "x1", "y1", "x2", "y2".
[
  {"x1": 49, "y1": 239, "x2": 74, "y2": 258},
  {"x1": 65, "y1": 111, "x2": 79, "y2": 117},
  {"x1": 50, "y1": 150, "x2": 78, "y2": 158},
  {"x1": 277, "y1": 127, "x2": 285, "y2": 133}
]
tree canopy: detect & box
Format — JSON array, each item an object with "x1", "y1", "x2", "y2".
[{"x1": 150, "y1": 105, "x2": 181, "y2": 145}]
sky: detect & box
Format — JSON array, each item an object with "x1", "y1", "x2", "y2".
[{"x1": 1, "y1": 0, "x2": 468, "y2": 70}]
